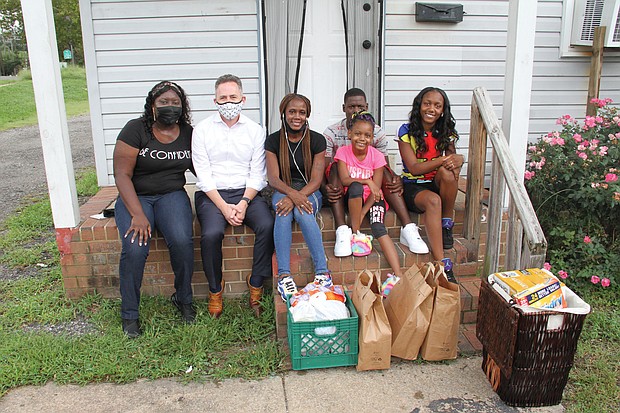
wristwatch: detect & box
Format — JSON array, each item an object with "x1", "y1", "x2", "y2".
[{"x1": 241, "y1": 196, "x2": 252, "y2": 205}]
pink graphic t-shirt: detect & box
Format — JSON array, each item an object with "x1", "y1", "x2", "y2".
[{"x1": 334, "y1": 145, "x2": 387, "y2": 203}]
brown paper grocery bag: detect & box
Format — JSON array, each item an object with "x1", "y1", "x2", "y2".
[
  {"x1": 420, "y1": 263, "x2": 461, "y2": 361},
  {"x1": 351, "y1": 269, "x2": 392, "y2": 371},
  {"x1": 384, "y1": 262, "x2": 435, "y2": 360}
]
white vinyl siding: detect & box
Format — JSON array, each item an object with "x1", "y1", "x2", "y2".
[
  {"x1": 80, "y1": 0, "x2": 263, "y2": 185},
  {"x1": 530, "y1": 0, "x2": 620, "y2": 137},
  {"x1": 383, "y1": 0, "x2": 620, "y2": 176}
]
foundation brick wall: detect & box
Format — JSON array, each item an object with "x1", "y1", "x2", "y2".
[
  {"x1": 57, "y1": 186, "x2": 263, "y2": 300},
  {"x1": 58, "y1": 184, "x2": 504, "y2": 347}
]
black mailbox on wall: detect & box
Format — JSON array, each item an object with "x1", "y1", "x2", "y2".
[{"x1": 415, "y1": 3, "x2": 464, "y2": 23}]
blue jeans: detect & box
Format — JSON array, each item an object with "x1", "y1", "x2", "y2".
[
  {"x1": 115, "y1": 190, "x2": 194, "y2": 320},
  {"x1": 272, "y1": 190, "x2": 328, "y2": 276}
]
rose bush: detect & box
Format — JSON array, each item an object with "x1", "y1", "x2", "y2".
[{"x1": 525, "y1": 98, "x2": 620, "y2": 289}]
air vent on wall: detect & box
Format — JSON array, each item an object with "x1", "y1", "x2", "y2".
[{"x1": 571, "y1": 0, "x2": 620, "y2": 47}]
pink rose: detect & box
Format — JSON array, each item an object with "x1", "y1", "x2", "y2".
[
  {"x1": 573, "y1": 134, "x2": 582, "y2": 142},
  {"x1": 605, "y1": 173, "x2": 618, "y2": 183},
  {"x1": 585, "y1": 117, "x2": 596, "y2": 128},
  {"x1": 557, "y1": 115, "x2": 573, "y2": 125},
  {"x1": 589, "y1": 98, "x2": 609, "y2": 108},
  {"x1": 558, "y1": 270, "x2": 568, "y2": 279},
  {"x1": 601, "y1": 278, "x2": 611, "y2": 288},
  {"x1": 543, "y1": 262, "x2": 551, "y2": 271},
  {"x1": 591, "y1": 275, "x2": 600, "y2": 284},
  {"x1": 584, "y1": 236, "x2": 592, "y2": 243},
  {"x1": 599, "y1": 146, "x2": 608, "y2": 156},
  {"x1": 524, "y1": 170, "x2": 535, "y2": 180},
  {"x1": 578, "y1": 152, "x2": 588, "y2": 160}
]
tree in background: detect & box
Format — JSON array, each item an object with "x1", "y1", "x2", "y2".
[
  {"x1": 0, "y1": 0, "x2": 25, "y2": 75},
  {"x1": 0, "y1": 0, "x2": 83, "y2": 74},
  {"x1": 53, "y1": 0, "x2": 83, "y2": 65}
]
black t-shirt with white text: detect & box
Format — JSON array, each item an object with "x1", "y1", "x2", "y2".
[{"x1": 116, "y1": 118, "x2": 193, "y2": 195}]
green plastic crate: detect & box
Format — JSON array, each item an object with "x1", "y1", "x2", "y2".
[{"x1": 287, "y1": 291, "x2": 359, "y2": 370}]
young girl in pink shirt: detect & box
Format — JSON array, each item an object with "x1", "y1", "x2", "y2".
[{"x1": 334, "y1": 111, "x2": 403, "y2": 280}]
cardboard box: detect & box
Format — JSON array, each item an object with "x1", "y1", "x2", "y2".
[{"x1": 491, "y1": 269, "x2": 565, "y2": 310}]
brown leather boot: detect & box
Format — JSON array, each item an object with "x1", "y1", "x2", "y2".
[
  {"x1": 208, "y1": 279, "x2": 225, "y2": 318},
  {"x1": 246, "y1": 274, "x2": 263, "y2": 317}
]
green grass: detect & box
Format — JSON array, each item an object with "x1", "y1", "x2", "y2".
[
  {"x1": 0, "y1": 275, "x2": 284, "y2": 395},
  {"x1": 75, "y1": 169, "x2": 99, "y2": 197},
  {"x1": 0, "y1": 66, "x2": 89, "y2": 131},
  {"x1": 0, "y1": 172, "x2": 285, "y2": 396},
  {"x1": 0, "y1": 168, "x2": 98, "y2": 268},
  {"x1": 0, "y1": 199, "x2": 56, "y2": 268},
  {"x1": 564, "y1": 287, "x2": 620, "y2": 413}
]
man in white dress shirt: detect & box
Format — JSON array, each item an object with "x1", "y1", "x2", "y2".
[{"x1": 192, "y1": 74, "x2": 274, "y2": 318}]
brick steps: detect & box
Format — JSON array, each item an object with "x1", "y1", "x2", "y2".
[
  {"x1": 273, "y1": 222, "x2": 482, "y2": 342},
  {"x1": 60, "y1": 185, "x2": 489, "y2": 354},
  {"x1": 271, "y1": 187, "x2": 487, "y2": 354}
]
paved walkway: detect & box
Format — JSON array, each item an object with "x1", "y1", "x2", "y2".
[{"x1": 0, "y1": 356, "x2": 564, "y2": 413}]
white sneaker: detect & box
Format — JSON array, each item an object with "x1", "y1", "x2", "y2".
[
  {"x1": 400, "y1": 223, "x2": 429, "y2": 254},
  {"x1": 313, "y1": 272, "x2": 333, "y2": 288},
  {"x1": 334, "y1": 225, "x2": 353, "y2": 257},
  {"x1": 277, "y1": 275, "x2": 298, "y2": 302}
]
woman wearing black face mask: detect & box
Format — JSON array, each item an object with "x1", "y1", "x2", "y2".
[{"x1": 113, "y1": 81, "x2": 196, "y2": 338}]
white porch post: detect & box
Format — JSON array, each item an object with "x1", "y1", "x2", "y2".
[
  {"x1": 502, "y1": 0, "x2": 537, "y2": 179},
  {"x1": 501, "y1": 0, "x2": 538, "y2": 267},
  {"x1": 20, "y1": 0, "x2": 80, "y2": 228}
]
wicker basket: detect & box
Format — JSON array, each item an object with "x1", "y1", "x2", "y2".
[{"x1": 476, "y1": 279, "x2": 589, "y2": 407}]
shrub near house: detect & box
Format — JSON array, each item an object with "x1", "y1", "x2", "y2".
[{"x1": 525, "y1": 99, "x2": 620, "y2": 289}]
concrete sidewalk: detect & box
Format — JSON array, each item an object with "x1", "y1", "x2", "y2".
[{"x1": 0, "y1": 356, "x2": 564, "y2": 413}]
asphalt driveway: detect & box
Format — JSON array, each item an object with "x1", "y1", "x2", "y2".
[{"x1": 0, "y1": 115, "x2": 95, "y2": 224}]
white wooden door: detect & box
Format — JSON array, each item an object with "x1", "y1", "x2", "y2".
[{"x1": 295, "y1": 0, "x2": 347, "y2": 133}]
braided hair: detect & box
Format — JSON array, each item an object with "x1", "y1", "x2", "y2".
[
  {"x1": 349, "y1": 110, "x2": 376, "y2": 130},
  {"x1": 407, "y1": 87, "x2": 458, "y2": 155},
  {"x1": 142, "y1": 81, "x2": 192, "y2": 135},
  {"x1": 278, "y1": 93, "x2": 313, "y2": 187}
]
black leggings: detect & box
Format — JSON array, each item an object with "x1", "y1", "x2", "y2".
[{"x1": 348, "y1": 182, "x2": 388, "y2": 238}]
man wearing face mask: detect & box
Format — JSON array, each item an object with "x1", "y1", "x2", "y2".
[
  {"x1": 192, "y1": 74, "x2": 274, "y2": 318},
  {"x1": 113, "y1": 81, "x2": 196, "y2": 338}
]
